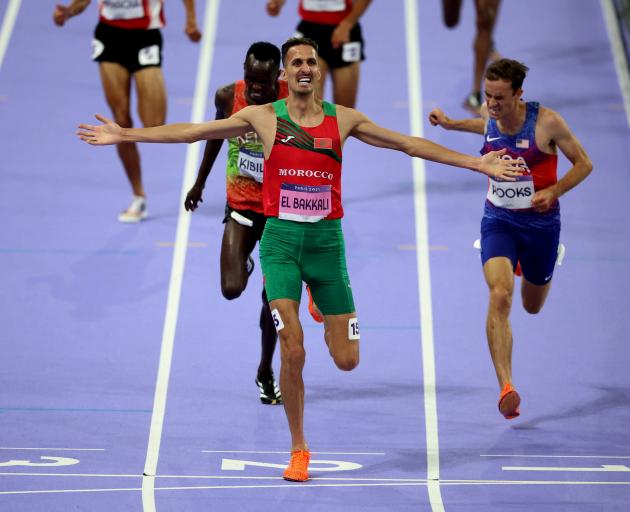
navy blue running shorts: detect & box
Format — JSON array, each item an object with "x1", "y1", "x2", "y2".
[{"x1": 480, "y1": 216, "x2": 561, "y2": 285}]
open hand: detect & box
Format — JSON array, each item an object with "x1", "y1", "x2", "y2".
[
  {"x1": 77, "y1": 114, "x2": 123, "y2": 145},
  {"x1": 479, "y1": 149, "x2": 524, "y2": 181}
]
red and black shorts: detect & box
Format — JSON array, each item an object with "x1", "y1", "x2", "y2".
[
  {"x1": 295, "y1": 20, "x2": 365, "y2": 69},
  {"x1": 92, "y1": 22, "x2": 163, "y2": 74}
]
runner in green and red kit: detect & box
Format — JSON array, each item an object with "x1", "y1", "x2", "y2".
[
  {"x1": 78, "y1": 37, "x2": 523, "y2": 483},
  {"x1": 184, "y1": 42, "x2": 288, "y2": 406}
]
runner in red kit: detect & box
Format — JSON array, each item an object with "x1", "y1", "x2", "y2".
[
  {"x1": 266, "y1": 0, "x2": 371, "y2": 108},
  {"x1": 77, "y1": 37, "x2": 521, "y2": 481},
  {"x1": 54, "y1": 0, "x2": 201, "y2": 222}
]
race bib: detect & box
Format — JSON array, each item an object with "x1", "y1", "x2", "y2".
[
  {"x1": 342, "y1": 42, "x2": 361, "y2": 63},
  {"x1": 101, "y1": 0, "x2": 144, "y2": 20},
  {"x1": 138, "y1": 45, "x2": 160, "y2": 66},
  {"x1": 487, "y1": 176, "x2": 535, "y2": 209},
  {"x1": 91, "y1": 38, "x2": 105, "y2": 60},
  {"x1": 237, "y1": 147, "x2": 264, "y2": 183},
  {"x1": 302, "y1": 0, "x2": 345, "y2": 12},
  {"x1": 279, "y1": 183, "x2": 331, "y2": 223}
]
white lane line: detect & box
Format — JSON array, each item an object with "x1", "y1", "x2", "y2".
[
  {"x1": 2, "y1": 479, "x2": 629, "y2": 495},
  {"x1": 141, "y1": 0, "x2": 221, "y2": 510},
  {"x1": 482, "y1": 454, "x2": 630, "y2": 459},
  {"x1": 601, "y1": 0, "x2": 630, "y2": 128},
  {"x1": 201, "y1": 450, "x2": 386, "y2": 455},
  {"x1": 0, "y1": 447, "x2": 105, "y2": 451},
  {"x1": 404, "y1": 1, "x2": 444, "y2": 511},
  {"x1": 0, "y1": 0, "x2": 21, "y2": 73},
  {"x1": 503, "y1": 465, "x2": 630, "y2": 472}
]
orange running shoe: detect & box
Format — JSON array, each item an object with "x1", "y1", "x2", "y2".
[
  {"x1": 284, "y1": 450, "x2": 310, "y2": 482},
  {"x1": 498, "y1": 383, "x2": 521, "y2": 420},
  {"x1": 305, "y1": 285, "x2": 323, "y2": 323}
]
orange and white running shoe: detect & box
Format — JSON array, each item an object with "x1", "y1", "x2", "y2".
[
  {"x1": 283, "y1": 450, "x2": 310, "y2": 482},
  {"x1": 305, "y1": 285, "x2": 323, "y2": 323},
  {"x1": 498, "y1": 383, "x2": 521, "y2": 420}
]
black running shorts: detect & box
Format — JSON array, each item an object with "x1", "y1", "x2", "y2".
[
  {"x1": 295, "y1": 20, "x2": 365, "y2": 69},
  {"x1": 92, "y1": 22, "x2": 163, "y2": 73}
]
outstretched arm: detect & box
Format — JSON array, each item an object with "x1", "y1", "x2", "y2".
[
  {"x1": 343, "y1": 108, "x2": 521, "y2": 180},
  {"x1": 531, "y1": 109, "x2": 593, "y2": 212},
  {"x1": 53, "y1": 0, "x2": 90, "y2": 26},
  {"x1": 428, "y1": 106, "x2": 486, "y2": 134},
  {"x1": 77, "y1": 112, "x2": 252, "y2": 146}
]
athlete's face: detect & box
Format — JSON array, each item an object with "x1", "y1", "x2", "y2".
[
  {"x1": 244, "y1": 56, "x2": 280, "y2": 104},
  {"x1": 484, "y1": 79, "x2": 523, "y2": 120},
  {"x1": 282, "y1": 45, "x2": 320, "y2": 95}
]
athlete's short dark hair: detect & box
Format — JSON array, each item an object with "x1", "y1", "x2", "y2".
[
  {"x1": 245, "y1": 41, "x2": 281, "y2": 66},
  {"x1": 281, "y1": 37, "x2": 318, "y2": 65},
  {"x1": 485, "y1": 59, "x2": 529, "y2": 92}
]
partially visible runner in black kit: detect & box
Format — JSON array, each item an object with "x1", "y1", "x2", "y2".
[
  {"x1": 266, "y1": 0, "x2": 371, "y2": 108},
  {"x1": 54, "y1": 0, "x2": 201, "y2": 222}
]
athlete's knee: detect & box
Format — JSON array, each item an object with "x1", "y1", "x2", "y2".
[
  {"x1": 522, "y1": 297, "x2": 544, "y2": 315},
  {"x1": 333, "y1": 351, "x2": 359, "y2": 371},
  {"x1": 488, "y1": 285, "x2": 513, "y2": 314},
  {"x1": 280, "y1": 340, "x2": 305, "y2": 370},
  {"x1": 111, "y1": 109, "x2": 132, "y2": 128},
  {"x1": 221, "y1": 278, "x2": 246, "y2": 300}
]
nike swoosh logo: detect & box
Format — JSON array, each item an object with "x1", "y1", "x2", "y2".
[
  {"x1": 486, "y1": 136, "x2": 501, "y2": 142},
  {"x1": 281, "y1": 135, "x2": 295, "y2": 143}
]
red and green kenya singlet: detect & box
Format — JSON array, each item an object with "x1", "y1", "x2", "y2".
[
  {"x1": 226, "y1": 80, "x2": 289, "y2": 213},
  {"x1": 263, "y1": 99, "x2": 343, "y2": 221}
]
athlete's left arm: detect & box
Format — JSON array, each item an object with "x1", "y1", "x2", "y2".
[
  {"x1": 341, "y1": 107, "x2": 523, "y2": 181},
  {"x1": 182, "y1": 0, "x2": 202, "y2": 42},
  {"x1": 331, "y1": 0, "x2": 372, "y2": 48},
  {"x1": 531, "y1": 109, "x2": 593, "y2": 212}
]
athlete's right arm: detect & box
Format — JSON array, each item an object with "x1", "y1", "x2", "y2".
[
  {"x1": 53, "y1": 0, "x2": 91, "y2": 26},
  {"x1": 185, "y1": 87, "x2": 231, "y2": 212},
  {"x1": 77, "y1": 112, "x2": 253, "y2": 146},
  {"x1": 428, "y1": 107, "x2": 486, "y2": 134}
]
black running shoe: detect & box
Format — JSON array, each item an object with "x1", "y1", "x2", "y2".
[
  {"x1": 246, "y1": 255, "x2": 255, "y2": 277},
  {"x1": 255, "y1": 374, "x2": 282, "y2": 405}
]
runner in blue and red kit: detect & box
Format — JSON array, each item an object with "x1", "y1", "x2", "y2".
[{"x1": 429, "y1": 58, "x2": 593, "y2": 419}]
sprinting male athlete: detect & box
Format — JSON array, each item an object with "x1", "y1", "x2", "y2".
[
  {"x1": 78, "y1": 37, "x2": 522, "y2": 482},
  {"x1": 184, "y1": 42, "x2": 288, "y2": 405},
  {"x1": 429, "y1": 58, "x2": 592, "y2": 419}
]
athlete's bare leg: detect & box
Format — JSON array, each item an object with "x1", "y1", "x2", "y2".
[
  {"x1": 220, "y1": 219, "x2": 258, "y2": 299},
  {"x1": 483, "y1": 256, "x2": 515, "y2": 389},
  {"x1": 323, "y1": 313, "x2": 360, "y2": 371},
  {"x1": 520, "y1": 278, "x2": 552, "y2": 315},
  {"x1": 220, "y1": 219, "x2": 278, "y2": 379},
  {"x1": 271, "y1": 298, "x2": 307, "y2": 451},
  {"x1": 259, "y1": 289, "x2": 278, "y2": 378},
  {"x1": 330, "y1": 62, "x2": 360, "y2": 108},
  {"x1": 98, "y1": 62, "x2": 144, "y2": 197},
  {"x1": 134, "y1": 66, "x2": 167, "y2": 128},
  {"x1": 441, "y1": 0, "x2": 463, "y2": 27},
  {"x1": 473, "y1": 0, "x2": 501, "y2": 95}
]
